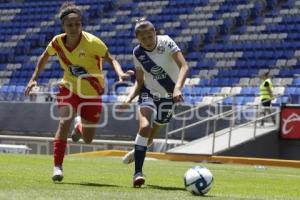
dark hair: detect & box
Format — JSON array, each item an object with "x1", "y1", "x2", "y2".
[
  {"x1": 59, "y1": 2, "x2": 81, "y2": 21},
  {"x1": 134, "y1": 17, "x2": 155, "y2": 35}
]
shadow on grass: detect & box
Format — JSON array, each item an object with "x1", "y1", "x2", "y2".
[
  {"x1": 58, "y1": 182, "x2": 119, "y2": 188},
  {"x1": 146, "y1": 184, "x2": 186, "y2": 191},
  {"x1": 147, "y1": 185, "x2": 215, "y2": 197}
]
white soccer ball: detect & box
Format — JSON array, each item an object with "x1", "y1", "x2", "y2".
[{"x1": 184, "y1": 166, "x2": 213, "y2": 195}]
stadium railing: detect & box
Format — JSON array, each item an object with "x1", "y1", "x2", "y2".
[
  {"x1": 0, "y1": 135, "x2": 134, "y2": 154},
  {"x1": 164, "y1": 96, "x2": 281, "y2": 154}
]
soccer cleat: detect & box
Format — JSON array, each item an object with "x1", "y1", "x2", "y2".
[
  {"x1": 71, "y1": 116, "x2": 81, "y2": 142},
  {"x1": 122, "y1": 149, "x2": 135, "y2": 164},
  {"x1": 52, "y1": 166, "x2": 63, "y2": 182},
  {"x1": 133, "y1": 172, "x2": 145, "y2": 187}
]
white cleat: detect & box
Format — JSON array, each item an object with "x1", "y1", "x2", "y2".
[
  {"x1": 133, "y1": 172, "x2": 145, "y2": 187},
  {"x1": 52, "y1": 166, "x2": 63, "y2": 182},
  {"x1": 71, "y1": 116, "x2": 81, "y2": 142},
  {"x1": 122, "y1": 149, "x2": 135, "y2": 164}
]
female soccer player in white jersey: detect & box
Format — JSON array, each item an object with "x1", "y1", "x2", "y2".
[
  {"x1": 120, "y1": 18, "x2": 189, "y2": 187},
  {"x1": 24, "y1": 2, "x2": 133, "y2": 182}
]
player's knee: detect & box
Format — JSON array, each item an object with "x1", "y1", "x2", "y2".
[
  {"x1": 81, "y1": 129, "x2": 96, "y2": 144},
  {"x1": 57, "y1": 120, "x2": 71, "y2": 132},
  {"x1": 83, "y1": 137, "x2": 93, "y2": 144}
]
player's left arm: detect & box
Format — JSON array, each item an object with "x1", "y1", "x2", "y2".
[
  {"x1": 172, "y1": 51, "x2": 189, "y2": 103},
  {"x1": 103, "y1": 51, "x2": 134, "y2": 82}
]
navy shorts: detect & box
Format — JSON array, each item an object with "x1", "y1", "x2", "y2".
[{"x1": 138, "y1": 86, "x2": 174, "y2": 125}]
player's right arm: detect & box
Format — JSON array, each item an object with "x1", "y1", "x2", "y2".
[
  {"x1": 125, "y1": 67, "x2": 144, "y2": 104},
  {"x1": 118, "y1": 68, "x2": 144, "y2": 112},
  {"x1": 24, "y1": 51, "x2": 50, "y2": 96}
]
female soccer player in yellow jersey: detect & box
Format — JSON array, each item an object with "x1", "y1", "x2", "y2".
[{"x1": 24, "y1": 2, "x2": 133, "y2": 182}]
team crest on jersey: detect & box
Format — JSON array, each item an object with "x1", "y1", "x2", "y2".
[
  {"x1": 79, "y1": 49, "x2": 86, "y2": 58},
  {"x1": 157, "y1": 45, "x2": 165, "y2": 54}
]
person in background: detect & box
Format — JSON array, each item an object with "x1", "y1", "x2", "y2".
[{"x1": 259, "y1": 72, "x2": 276, "y2": 126}]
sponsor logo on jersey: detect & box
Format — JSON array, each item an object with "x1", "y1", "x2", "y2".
[
  {"x1": 150, "y1": 65, "x2": 164, "y2": 75},
  {"x1": 68, "y1": 65, "x2": 88, "y2": 77},
  {"x1": 150, "y1": 65, "x2": 167, "y2": 80}
]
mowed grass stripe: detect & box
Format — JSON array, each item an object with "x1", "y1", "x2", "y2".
[{"x1": 0, "y1": 154, "x2": 300, "y2": 200}]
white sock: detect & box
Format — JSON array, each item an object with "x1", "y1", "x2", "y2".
[{"x1": 134, "y1": 134, "x2": 148, "y2": 147}]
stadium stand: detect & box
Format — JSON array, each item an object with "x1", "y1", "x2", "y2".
[
  {"x1": 3, "y1": 0, "x2": 300, "y2": 159},
  {"x1": 0, "y1": 0, "x2": 297, "y2": 106}
]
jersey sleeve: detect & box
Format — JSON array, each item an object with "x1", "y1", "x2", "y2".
[
  {"x1": 164, "y1": 35, "x2": 180, "y2": 54},
  {"x1": 133, "y1": 54, "x2": 142, "y2": 70},
  {"x1": 94, "y1": 38, "x2": 108, "y2": 57},
  {"x1": 45, "y1": 36, "x2": 57, "y2": 56}
]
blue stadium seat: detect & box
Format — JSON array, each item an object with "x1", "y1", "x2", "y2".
[
  {"x1": 241, "y1": 87, "x2": 252, "y2": 95},
  {"x1": 285, "y1": 87, "x2": 296, "y2": 95},
  {"x1": 223, "y1": 97, "x2": 233, "y2": 105},
  {"x1": 292, "y1": 78, "x2": 300, "y2": 86},
  {"x1": 235, "y1": 96, "x2": 244, "y2": 105},
  {"x1": 244, "y1": 96, "x2": 255, "y2": 104},
  {"x1": 0, "y1": 0, "x2": 293, "y2": 105},
  {"x1": 276, "y1": 96, "x2": 290, "y2": 105}
]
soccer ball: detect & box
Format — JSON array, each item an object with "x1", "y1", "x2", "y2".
[{"x1": 184, "y1": 166, "x2": 213, "y2": 195}]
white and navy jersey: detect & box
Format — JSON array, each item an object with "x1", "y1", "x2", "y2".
[{"x1": 133, "y1": 35, "x2": 181, "y2": 98}]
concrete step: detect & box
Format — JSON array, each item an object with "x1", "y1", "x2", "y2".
[{"x1": 168, "y1": 122, "x2": 278, "y2": 155}]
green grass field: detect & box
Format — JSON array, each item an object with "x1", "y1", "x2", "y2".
[{"x1": 0, "y1": 154, "x2": 300, "y2": 200}]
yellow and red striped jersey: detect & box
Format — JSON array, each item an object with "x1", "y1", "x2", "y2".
[{"x1": 46, "y1": 31, "x2": 107, "y2": 97}]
